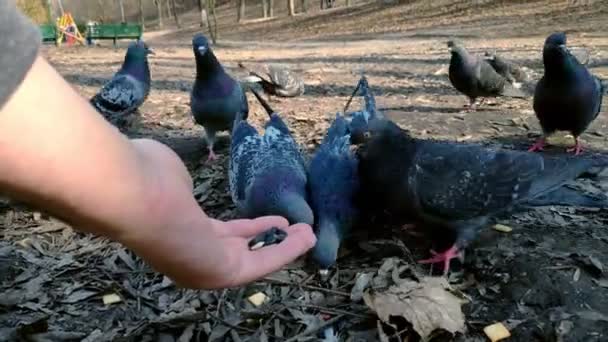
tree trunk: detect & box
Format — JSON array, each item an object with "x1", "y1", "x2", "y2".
[
  {"x1": 118, "y1": 0, "x2": 126, "y2": 22},
  {"x1": 166, "y1": 0, "x2": 172, "y2": 18},
  {"x1": 206, "y1": 0, "x2": 217, "y2": 43},
  {"x1": 345, "y1": 0, "x2": 350, "y2": 6},
  {"x1": 170, "y1": 0, "x2": 181, "y2": 28},
  {"x1": 268, "y1": 0, "x2": 274, "y2": 16},
  {"x1": 237, "y1": 0, "x2": 246, "y2": 22},
  {"x1": 288, "y1": 0, "x2": 295, "y2": 16},
  {"x1": 46, "y1": 0, "x2": 54, "y2": 23},
  {"x1": 197, "y1": 0, "x2": 206, "y2": 27},
  {"x1": 262, "y1": 0, "x2": 268, "y2": 18},
  {"x1": 156, "y1": 0, "x2": 164, "y2": 28},
  {"x1": 139, "y1": 0, "x2": 145, "y2": 30},
  {"x1": 300, "y1": 0, "x2": 306, "y2": 12}
]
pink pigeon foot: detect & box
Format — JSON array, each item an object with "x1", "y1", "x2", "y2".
[
  {"x1": 206, "y1": 149, "x2": 218, "y2": 162},
  {"x1": 528, "y1": 138, "x2": 546, "y2": 152},
  {"x1": 566, "y1": 138, "x2": 583, "y2": 155},
  {"x1": 418, "y1": 245, "x2": 462, "y2": 274}
]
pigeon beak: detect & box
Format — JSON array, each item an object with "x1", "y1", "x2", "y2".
[
  {"x1": 147, "y1": 48, "x2": 156, "y2": 55},
  {"x1": 198, "y1": 46, "x2": 207, "y2": 55},
  {"x1": 558, "y1": 44, "x2": 568, "y2": 52}
]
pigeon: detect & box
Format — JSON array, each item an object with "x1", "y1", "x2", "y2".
[
  {"x1": 239, "y1": 62, "x2": 305, "y2": 98},
  {"x1": 343, "y1": 75, "x2": 382, "y2": 144},
  {"x1": 483, "y1": 51, "x2": 530, "y2": 85},
  {"x1": 90, "y1": 40, "x2": 153, "y2": 126},
  {"x1": 529, "y1": 32, "x2": 604, "y2": 156},
  {"x1": 447, "y1": 40, "x2": 526, "y2": 109},
  {"x1": 309, "y1": 113, "x2": 359, "y2": 273},
  {"x1": 228, "y1": 88, "x2": 313, "y2": 226},
  {"x1": 191, "y1": 33, "x2": 249, "y2": 162},
  {"x1": 358, "y1": 119, "x2": 608, "y2": 273}
]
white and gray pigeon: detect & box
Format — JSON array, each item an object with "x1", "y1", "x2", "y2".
[
  {"x1": 90, "y1": 40, "x2": 153, "y2": 127},
  {"x1": 228, "y1": 88, "x2": 313, "y2": 226},
  {"x1": 239, "y1": 62, "x2": 305, "y2": 98},
  {"x1": 190, "y1": 33, "x2": 249, "y2": 162},
  {"x1": 447, "y1": 40, "x2": 526, "y2": 109},
  {"x1": 343, "y1": 75, "x2": 383, "y2": 144}
]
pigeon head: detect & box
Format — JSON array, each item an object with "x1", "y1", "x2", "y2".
[
  {"x1": 484, "y1": 50, "x2": 497, "y2": 61},
  {"x1": 447, "y1": 40, "x2": 468, "y2": 57},
  {"x1": 348, "y1": 113, "x2": 369, "y2": 144},
  {"x1": 250, "y1": 169, "x2": 314, "y2": 226},
  {"x1": 311, "y1": 221, "x2": 340, "y2": 271},
  {"x1": 120, "y1": 40, "x2": 152, "y2": 82},
  {"x1": 192, "y1": 33, "x2": 223, "y2": 78},
  {"x1": 192, "y1": 33, "x2": 211, "y2": 56},
  {"x1": 542, "y1": 32, "x2": 577, "y2": 76}
]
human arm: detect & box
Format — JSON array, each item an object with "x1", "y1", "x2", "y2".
[{"x1": 0, "y1": 4, "x2": 316, "y2": 289}]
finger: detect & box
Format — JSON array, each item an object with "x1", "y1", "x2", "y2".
[
  {"x1": 234, "y1": 223, "x2": 317, "y2": 285},
  {"x1": 214, "y1": 216, "x2": 290, "y2": 237}
]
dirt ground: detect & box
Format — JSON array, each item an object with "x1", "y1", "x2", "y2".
[{"x1": 2, "y1": 1, "x2": 608, "y2": 341}]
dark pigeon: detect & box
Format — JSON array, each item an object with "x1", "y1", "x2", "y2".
[
  {"x1": 447, "y1": 40, "x2": 526, "y2": 109},
  {"x1": 191, "y1": 34, "x2": 249, "y2": 162},
  {"x1": 529, "y1": 32, "x2": 604, "y2": 156},
  {"x1": 239, "y1": 62, "x2": 305, "y2": 98},
  {"x1": 343, "y1": 75, "x2": 383, "y2": 144},
  {"x1": 358, "y1": 119, "x2": 608, "y2": 273},
  {"x1": 309, "y1": 114, "x2": 359, "y2": 273},
  {"x1": 228, "y1": 88, "x2": 313, "y2": 226},
  {"x1": 483, "y1": 51, "x2": 530, "y2": 85},
  {"x1": 90, "y1": 40, "x2": 153, "y2": 127}
]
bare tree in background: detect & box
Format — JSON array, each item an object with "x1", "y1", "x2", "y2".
[
  {"x1": 197, "y1": 0, "x2": 207, "y2": 27},
  {"x1": 206, "y1": 0, "x2": 218, "y2": 43},
  {"x1": 262, "y1": 0, "x2": 268, "y2": 18},
  {"x1": 118, "y1": 0, "x2": 126, "y2": 22},
  {"x1": 237, "y1": 0, "x2": 245, "y2": 22},
  {"x1": 155, "y1": 0, "x2": 164, "y2": 28},
  {"x1": 288, "y1": 0, "x2": 295, "y2": 16},
  {"x1": 139, "y1": 0, "x2": 145, "y2": 29},
  {"x1": 268, "y1": 0, "x2": 274, "y2": 17},
  {"x1": 300, "y1": 0, "x2": 306, "y2": 13},
  {"x1": 170, "y1": 0, "x2": 181, "y2": 28}
]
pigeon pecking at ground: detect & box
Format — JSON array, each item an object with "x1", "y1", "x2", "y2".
[
  {"x1": 308, "y1": 113, "x2": 359, "y2": 275},
  {"x1": 90, "y1": 40, "x2": 153, "y2": 128},
  {"x1": 228, "y1": 88, "x2": 313, "y2": 226},
  {"x1": 239, "y1": 62, "x2": 305, "y2": 98},
  {"x1": 447, "y1": 40, "x2": 527, "y2": 110},
  {"x1": 342, "y1": 75, "x2": 383, "y2": 144},
  {"x1": 483, "y1": 50, "x2": 531, "y2": 86},
  {"x1": 190, "y1": 33, "x2": 249, "y2": 162},
  {"x1": 529, "y1": 32, "x2": 604, "y2": 156},
  {"x1": 357, "y1": 119, "x2": 608, "y2": 274}
]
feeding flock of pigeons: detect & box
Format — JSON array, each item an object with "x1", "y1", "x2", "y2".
[{"x1": 89, "y1": 31, "x2": 606, "y2": 276}]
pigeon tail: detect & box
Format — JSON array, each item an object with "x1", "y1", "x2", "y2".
[
  {"x1": 250, "y1": 88, "x2": 275, "y2": 118},
  {"x1": 524, "y1": 187, "x2": 608, "y2": 208}
]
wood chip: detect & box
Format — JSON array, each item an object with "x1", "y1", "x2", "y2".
[
  {"x1": 247, "y1": 292, "x2": 268, "y2": 307},
  {"x1": 483, "y1": 322, "x2": 511, "y2": 342},
  {"x1": 492, "y1": 224, "x2": 513, "y2": 233},
  {"x1": 102, "y1": 293, "x2": 122, "y2": 305}
]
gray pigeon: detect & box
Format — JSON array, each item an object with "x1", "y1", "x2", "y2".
[
  {"x1": 447, "y1": 40, "x2": 526, "y2": 109},
  {"x1": 309, "y1": 113, "x2": 359, "y2": 273},
  {"x1": 483, "y1": 51, "x2": 530, "y2": 85},
  {"x1": 529, "y1": 32, "x2": 604, "y2": 156},
  {"x1": 228, "y1": 88, "x2": 313, "y2": 226},
  {"x1": 343, "y1": 75, "x2": 383, "y2": 144},
  {"x1": 90, "y1": 40, "x2": 153, "y2": 126},
  {"x1": 191, "y1": 34, "x2": 249, "y2": 162},
  {"x1": 358, "y1": 119, "x2": 608, "y2": 273},
  {"x1": 239, "y1": 62, "x2": 305, "y2": 98}
]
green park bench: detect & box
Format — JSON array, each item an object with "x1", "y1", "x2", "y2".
[
  {"x1": 39, "y1": 24, "x2": 58, "y2": 44},
  {"x1": 86, "y1": 23, "x2": 143, "y2": 47}
]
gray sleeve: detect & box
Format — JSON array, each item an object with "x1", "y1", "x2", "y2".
[{"x1": 0, "y1": 2, "x2": 42, "y2": 110}]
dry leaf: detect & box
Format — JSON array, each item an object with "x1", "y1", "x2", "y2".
[
  {"x1": 351, "y1": 272, "x2": 373, "y2": 302},
  {"x1": 492, "y1": 224, "x2": 513, "y2": 233},
  {"x1": 247, "y1": 292, "x2": 268, "y2": 307},
  {"x1": 363, "y1": 276, "x2": 465, "y2": 339}
]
